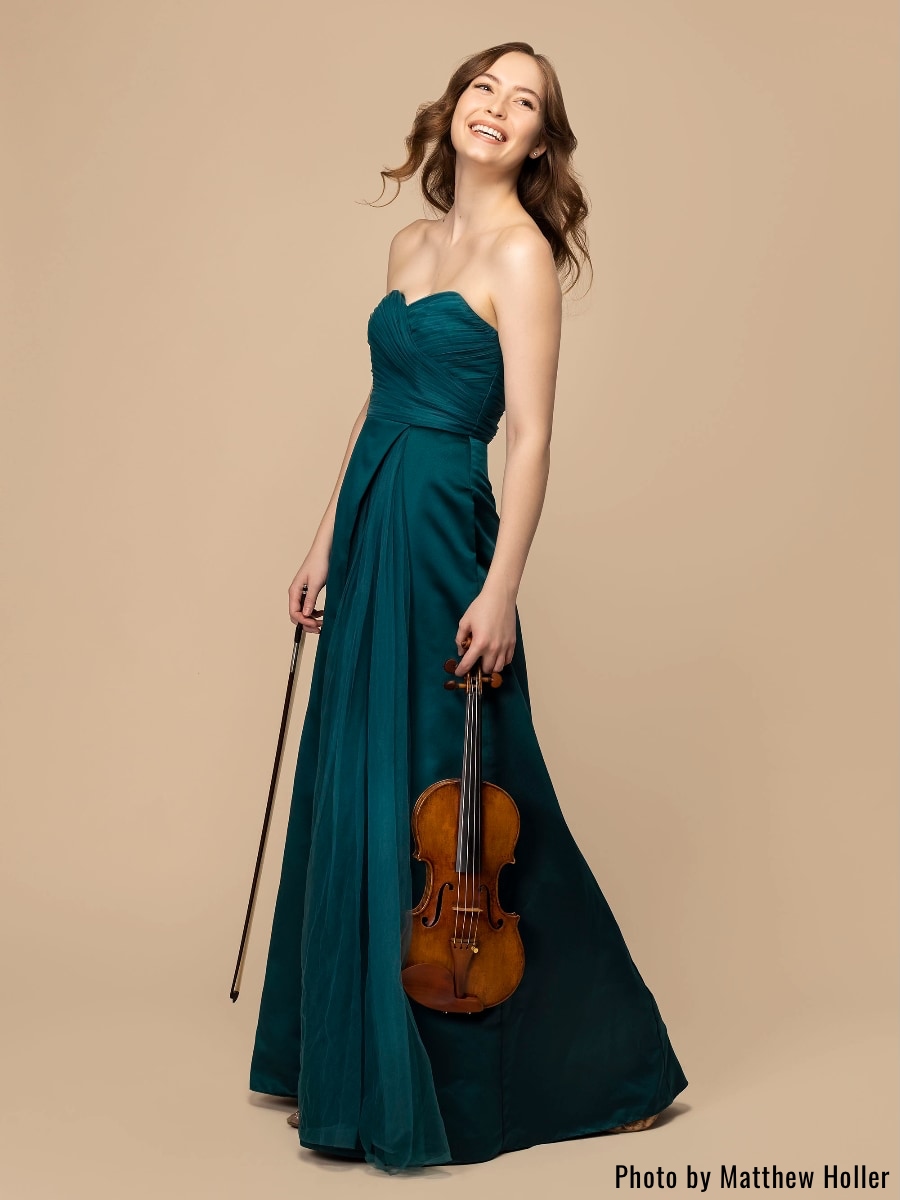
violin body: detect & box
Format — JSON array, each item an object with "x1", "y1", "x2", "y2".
[{"x1": 401, "y1": 654, "x2": 525, "y2": 1013}]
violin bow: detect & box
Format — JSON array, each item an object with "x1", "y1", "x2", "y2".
[{"x1": 230, "y1": 593, "x2": 311, "y2": 1001}]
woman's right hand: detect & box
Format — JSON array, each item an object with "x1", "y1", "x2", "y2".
[{"x1": 289, "y1": 545, "x2": 329, "y2": 632}]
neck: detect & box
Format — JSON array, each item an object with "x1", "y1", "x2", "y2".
[{"x1": 441, "y1": 161, "x2": 523, "y2": 242}]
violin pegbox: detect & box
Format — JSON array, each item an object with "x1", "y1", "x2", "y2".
[{"x1": 443, "y1": 658, "x2": 504, "y2": 690}]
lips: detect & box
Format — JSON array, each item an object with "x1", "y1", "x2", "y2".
[{"x1": 469, "y1": 121, "x2": 506, "y2": 143}]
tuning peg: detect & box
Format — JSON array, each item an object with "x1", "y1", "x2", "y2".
[{"x1": 443, "y1": 667, "x2": 504, "y2": 690}]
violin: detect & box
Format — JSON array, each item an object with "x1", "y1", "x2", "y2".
[{"x1": 401, "y1": 640, "x2": 525, "y2": 1013}]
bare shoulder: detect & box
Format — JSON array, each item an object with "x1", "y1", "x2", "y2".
[
  {"x1": 387, "y1": 218, "x2": 432, "y2": 274},
  {"x1": 389, "y1": 216, "x2": 431, "y2": 248},
  {"x1": 489, "y1": 222, "x2": 561, "y2": 316}
]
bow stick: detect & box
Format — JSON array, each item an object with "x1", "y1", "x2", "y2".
[{"x1": 230, "y1": 585, "x2": 313, "y2": 1001}]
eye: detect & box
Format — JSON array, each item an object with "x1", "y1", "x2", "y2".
[{"x1": 473, "y1": 82, "x2": 535, "y2": 109}]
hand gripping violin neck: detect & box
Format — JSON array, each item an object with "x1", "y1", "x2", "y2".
[{"x1": 401, "y1": 646, "x2": 525, "y2": 1014}]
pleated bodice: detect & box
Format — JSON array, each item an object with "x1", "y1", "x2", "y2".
[{"x1": 367, "y1": 290, "x2": 505, "y2": 444}]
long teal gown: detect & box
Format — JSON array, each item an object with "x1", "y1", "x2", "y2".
[{"x1": 248, "y1": 288, "x2": 688, "y2": 1172}]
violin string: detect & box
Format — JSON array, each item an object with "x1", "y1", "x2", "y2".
[
  {"x1": 469, "y1": 669, "x2": 480, "y2": 949},
  {"x1": 458, "y1": 676, "x2": 472, "y2": 945},
  {"x1": 463, "y1": 672, "x2": 474, "y2": 947},
  {"x1": 474, "y1": 668, "x2": 482, "y2": 948},
  {"x1": 460, "y1": 673, "x2": 474, "y2": 947}
]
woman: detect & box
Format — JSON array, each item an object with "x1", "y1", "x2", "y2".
[{"x1": 249, "y1": 41, "x2": 688, "y2": 1172}]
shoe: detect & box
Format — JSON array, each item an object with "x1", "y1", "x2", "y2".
[
  {"x1": 608, "y1": 1112, "x2": 661, "y2": 1133},
  {"x1": 287, "y1": 1110, "x2": 299, "y2": 1128}
]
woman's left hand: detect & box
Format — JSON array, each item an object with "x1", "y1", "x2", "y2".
[{"x1": 455, "y1": 584, "x2": 517, "y2": 676}]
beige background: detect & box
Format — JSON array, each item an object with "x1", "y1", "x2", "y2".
[{"x1": 2, "y1": 1, "x2": 897, "y2": 1196}]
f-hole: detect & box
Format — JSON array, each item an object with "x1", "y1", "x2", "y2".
[
  {"x1": 480, "y1": 883, "x2": 504, "y2": 931},
  {"x1": 422, "y1": 880, "x2": 454, "y2": 927}
]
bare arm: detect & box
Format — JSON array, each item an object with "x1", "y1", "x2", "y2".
[
  {"x1": 289, "y1": 391, "x2": 370, "y2": 627},
  {"x1": 310, "y1": 391, "x2": 371, "y2": 555},
  {"x1": 319, "y1": 216, "x2": 426, "y2": 541},
  {"x1": 454, "y1": 230, "x2": 562, "y2": 675},
  {"x1": 292, "y1": 221, "x2": 424, "y2": 628},
  {"x1": 485, "y1": 234, "x2": 561, "y2": 599}
]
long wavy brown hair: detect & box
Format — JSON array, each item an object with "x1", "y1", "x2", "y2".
[{"x1": 369, "y1": 42, "x2": 592, "y2": 296}]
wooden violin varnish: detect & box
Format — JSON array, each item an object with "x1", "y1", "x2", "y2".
[{"x1": 401, "y1": 639, "x2": 525, "y2": 1013}]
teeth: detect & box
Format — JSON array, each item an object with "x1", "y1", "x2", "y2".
[{"x1": 472, "y1": 124, "x2": 503, "y2": 141}]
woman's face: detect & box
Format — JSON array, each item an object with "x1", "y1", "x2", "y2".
[{"x1": 450, "y1": 51, "x2": 546, "y2": 169}]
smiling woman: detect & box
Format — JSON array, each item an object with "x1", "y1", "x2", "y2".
[{"x1": 246, "y1": 41, "x2": 688, "y2": 1173}]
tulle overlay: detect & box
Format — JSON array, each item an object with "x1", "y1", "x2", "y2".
[{"x1": 249, "y1": 290, "x2": 687, "y2": 1171}]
